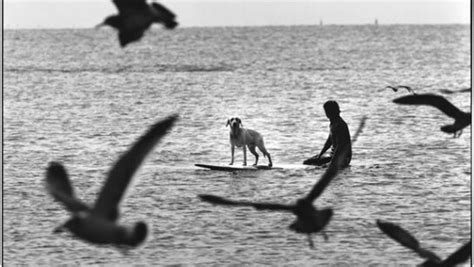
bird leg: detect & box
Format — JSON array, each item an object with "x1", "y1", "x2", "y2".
[{"x1": 307, "y1": 234, "x2": 314, "y2": 249}]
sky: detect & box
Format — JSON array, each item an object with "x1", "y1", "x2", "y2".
[{"x1": 3, "y1": 0, "x2": 471, "y2": 29}]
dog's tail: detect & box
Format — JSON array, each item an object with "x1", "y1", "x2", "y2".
[{"x1": 258, "y1": 144, "x2": 269, "y2": 158}]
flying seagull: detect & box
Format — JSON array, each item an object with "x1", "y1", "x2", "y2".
[
  {"x1": 386, "y1": 85, "x2": 416, "y2": 95},
  {"x1": 45, "y1": 115, "x2": 178, "y2": 247},
  {"x1": 393, "y1": 93, "x2": 471, "y2": 137},
  {"x1": 97, "y1": 0, "x2": 178, "y2": 47},
  {"x1": 198, "y1": 147, "x2": 350, "y2": 248},
  {"x1": 377, "y1": 220, "x2": 471, "y2": 266}
]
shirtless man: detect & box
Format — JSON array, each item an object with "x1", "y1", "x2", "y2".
[{"x1": 303, "y1": 101, "x2": 352, "y2": 168}]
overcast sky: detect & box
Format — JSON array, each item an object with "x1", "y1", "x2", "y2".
[{"x1": 4, "y1": 0, "x2": 471, "y2": 29}]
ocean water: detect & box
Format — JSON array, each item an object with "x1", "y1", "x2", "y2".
[{"x1": 4, "y1": 25, "x2": 471, "y2": 265}]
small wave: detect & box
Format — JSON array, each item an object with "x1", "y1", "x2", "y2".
[
  {"x1": 153, "y1": 63, "x2": 235, "y2": 73},
  {"x1": 4, "y1": 67, "x2": 130, "y2": 74},
  {"x1": 288, "y1": 66, "x2": 350, "y2": 71},
  {"x1": 5, "y1": 64, "x2": 235, "y2": 74}
]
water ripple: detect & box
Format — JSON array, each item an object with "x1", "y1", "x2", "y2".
[{"x1": 3, "y1": 25, "x2": 470, "y2": 265}]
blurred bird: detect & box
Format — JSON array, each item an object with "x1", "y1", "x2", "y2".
[
  {"x1": 393, "y1": 93, "x2": 471, "y2": 137},
  {"x1": 377, "y1": 220, "x2": 471, "y2": 266},
  {"x1": 199, "y1": 147, "x2": 350, "y2": 248},
  {"x1": 97, "y1": 0, "x2": 178, "y2": 47},
  {"x1": 386, "y1": 85, "x2": 416, "y2": 94},
  {"x1": 45, "y1": 115, "x2": 178, "y2": 247}
]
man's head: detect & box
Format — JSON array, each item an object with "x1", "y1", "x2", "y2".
[{"x1": 323, "y1": 100, "x2": 340, "y2": 119}]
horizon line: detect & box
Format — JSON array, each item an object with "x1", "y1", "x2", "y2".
[{"x1": 4, "y1": 22, "x2": 470, "y2": 30}]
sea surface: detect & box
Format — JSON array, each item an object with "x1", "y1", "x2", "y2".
[{"x1": 4, "y1": 25, "x2": 471, "y2": 265}]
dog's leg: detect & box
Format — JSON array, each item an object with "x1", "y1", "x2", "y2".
[
  {"x1": 242, "y1": 145, "x2": 247, "y2": 166},
  {"x1": 229, "y1": 145, "x2": 235, "y2": 165},
  {"x1": 248, "y1": 145, "x2": 259, "y2": 166},
  {"x1": 257, "y1": 143, "x2": 272, "y2": 167}
]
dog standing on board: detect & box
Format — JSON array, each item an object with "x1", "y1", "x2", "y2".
[{"x1": 227, "y1": 117, "x2": 273, "y2": 167}]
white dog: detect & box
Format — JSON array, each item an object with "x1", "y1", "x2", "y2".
[{"x1": 226, "y1": 117, "x2": 273, "y2": 167}]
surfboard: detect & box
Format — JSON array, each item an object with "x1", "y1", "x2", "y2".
[{"x1": 195, "y1": 163, "x2": 284, "y2": 171}]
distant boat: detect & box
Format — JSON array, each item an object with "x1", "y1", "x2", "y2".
[{"x1": 374, "y1": 19, "x2": 379, "y2": 26}]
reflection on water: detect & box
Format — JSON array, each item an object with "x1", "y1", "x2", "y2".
[{"x1": 4, "y1": 25, "x2": 470, "y2": 265}]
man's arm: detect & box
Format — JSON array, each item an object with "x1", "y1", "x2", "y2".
[{"x1": 317, "y1": 134, "x2": 332, "y2": 158}]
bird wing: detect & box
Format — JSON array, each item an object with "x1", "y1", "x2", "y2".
[
  {"x1": 351, "y1": 116, "x2": 367, "y2": 144},
  {"x1": 303, "y1": 162, "x2": 338, "y2": 202},
  {"x1": 377, "y1": 220, "x2": 422, "y2": 252},
  {"x1": 199, "y1": 194, "x2": 295, "y2": 212},
  {"x1": 150, "y1": 3, "x2": 178, "y2": 29},
  {"x1": 439, "y1": 88, "x2": 471, "y2": 94},
  {"x1": 441, "y1": 240, "x2": 471, "y2": 266},
  {"x1": 397, "y1": 85, "x2": 414, "y2": 92},
  {"x1": 92, "y1": 115, "x2": 178, "y2": 221},
  {"x1": 378, "y1": 220, "x2": 442, "y2": 262},
  {"x1": 385, "y1": 85, "x2": 415, "y2": 94},
  {"x1": 393, "y1": 94, "x2": 465, "y2": 119},
  {"x1": 113, "y1": 0, "x2": 148, "y2": 14},
  {"x1": 45, "y1": 162, "x2": 89, "y2": 212},
  {"x1": 151, "y1": 2, "x2": 176, "y2": 20},
  {"x1": 304, "y1": 144, "x2": 350, "y2": 202},
  {"x1": 385, "y1": 86, "x2": 398, "y2": 92}
]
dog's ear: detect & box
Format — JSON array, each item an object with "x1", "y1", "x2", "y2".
[{"x1": 226, "y1": 119, "x2": 230, "y2": 127}]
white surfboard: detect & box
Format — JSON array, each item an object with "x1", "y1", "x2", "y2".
[
  {"x1": 195, "y1": 164, "x2": 284, "y2": 171},
  {"x1": 194, "y1": 163, "x2": 320, "y2": 171}
]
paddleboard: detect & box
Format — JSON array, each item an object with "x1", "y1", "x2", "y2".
[{"x1": 195, "y1": 164, "x2": 284, "y2": 171}]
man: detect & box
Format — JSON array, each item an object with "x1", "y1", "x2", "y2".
[{"x1": 303, "y1": 100, "x2": 352, "y2": 168}]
